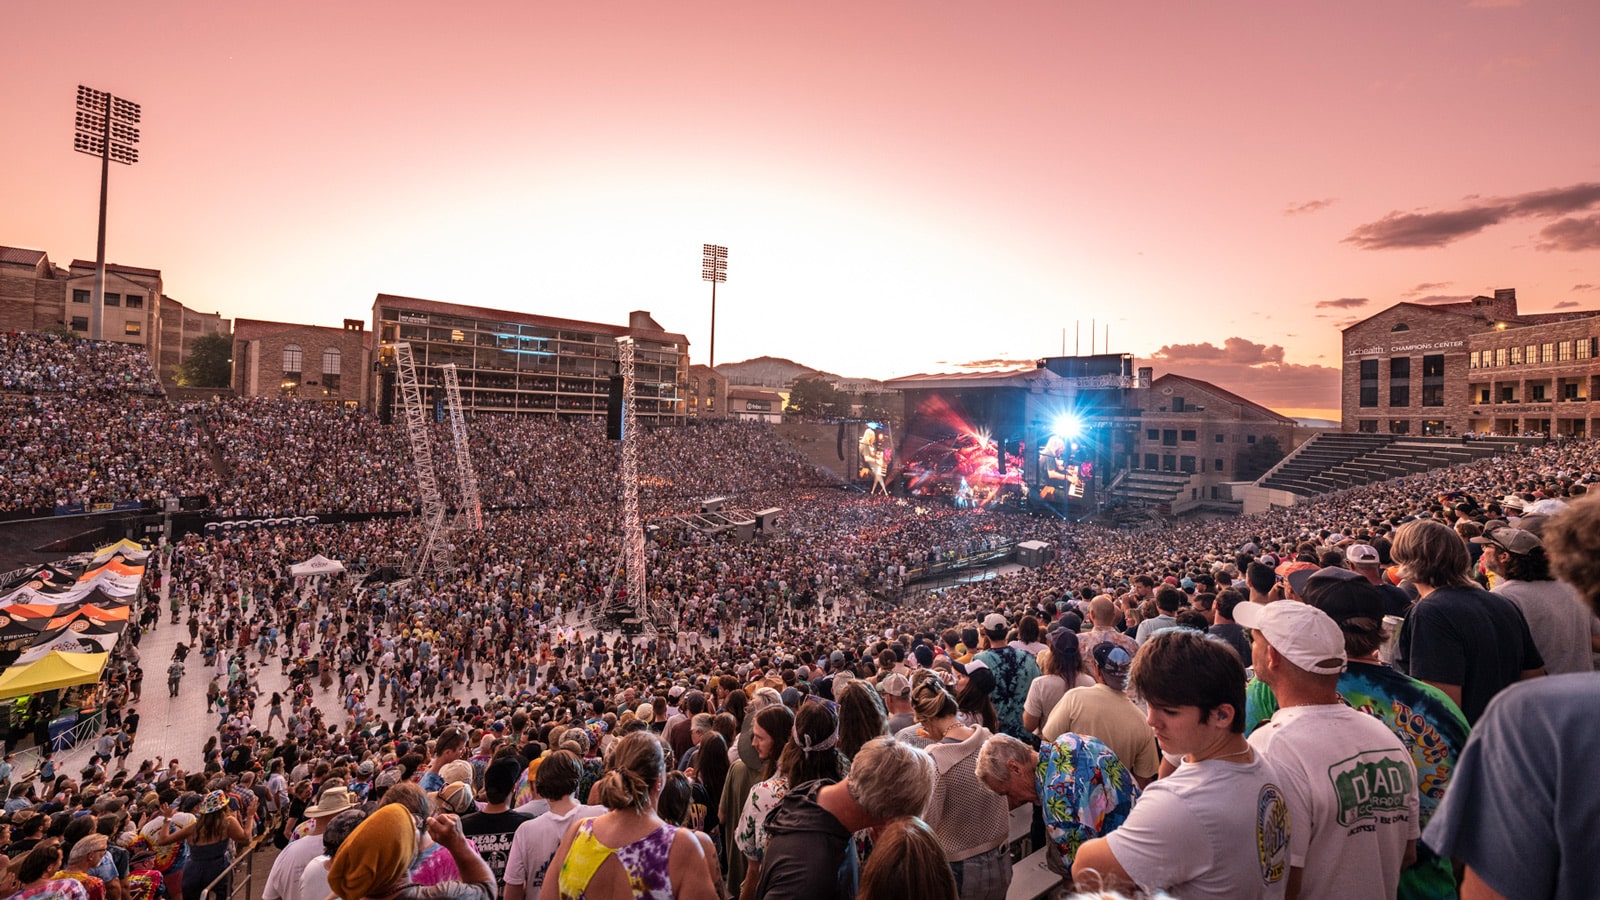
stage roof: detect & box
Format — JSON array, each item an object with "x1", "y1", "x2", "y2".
[{"x1": 884, "y1": 369, "x2": 1044, "y2": 389}]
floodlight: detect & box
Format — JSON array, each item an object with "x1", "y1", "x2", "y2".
[{"x1": 1052, "y1": 414, "x2": 1083, "y2": 440}]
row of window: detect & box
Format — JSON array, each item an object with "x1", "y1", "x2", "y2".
[
  {"x1": 1470, "y1": 338, "x2": 1596, "y2": 369},
  {"x1": 1143, "y1": 429, "x2": 1255, "y2": 445},
  {"x1": 1354, "y1": 420, "x2": 1450, "y2": 435},
  {"x1": 1357, "y1": 355, "x2": 1447, "y2": 408},
  {"x1": 69, "y1": 317, "x2": 140, "y2": 336},
  {"x1": 72, "y1": 290, "x2": 145, "y2": 309},
  {"x1": 1134, "y1": 454, "x2": 1227, "y2": 474},
  {"x1": 1474, "y1": 382, "x2": 1589, "y2": 404}
]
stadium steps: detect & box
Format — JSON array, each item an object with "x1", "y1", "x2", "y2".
[
  {"x1": 1110, "y1": 470, "x2": 1193, "y2": 506},
  {"x1": 1258, "y1": 432, "x2": 1395, "y2": 496}
]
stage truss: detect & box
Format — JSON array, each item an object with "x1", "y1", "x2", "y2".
[
  {"x1": 392, "y1": 342, "x2": 452, "y2": 578},
  {"x1": 441, "y1": 364, "x2": 484, "y2": 532}
]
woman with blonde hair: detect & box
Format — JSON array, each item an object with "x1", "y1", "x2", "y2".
[
  {"x1": 912, "y1": 676, "x2": 1010, "y2": 900},
  {"x1": 539, "y1": 731, "x2": 718, "y2": 900},
  {"x1": 857, "y1": 817, "x2": 957, "y2": 900}
]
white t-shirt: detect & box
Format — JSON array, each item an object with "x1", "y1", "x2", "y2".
[
  {"x1": 1102, "y1": 754, "x2": 1289, "y2": 900},
  {"x1": 1247, "y1": 704, "x2": 1420, "y2": 900},
  {"x1": 502, "y1": 803, "x2": 608, "y2": 889},
  {"x1": 263, "y1": 828, "x2": 327, "y2": 900},
  {"x1": 297, "y1": 855, "x2": 331, "y2": 900}
]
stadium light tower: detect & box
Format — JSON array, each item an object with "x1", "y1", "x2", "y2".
[
  {"x1": 73, "y1": 85, "x2": 141, "y2": 342},
  {"x1": 701, "y1": 243, "x2": 727, "y2": 368}
]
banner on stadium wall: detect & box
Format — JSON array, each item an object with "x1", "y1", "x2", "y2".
[{"x1": 54, "y1": 500, "x2": 142, "y2": 516}]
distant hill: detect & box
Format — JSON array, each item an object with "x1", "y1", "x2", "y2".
[{"x1": 715, "y1": 356, "x2": 838, "y2": 389}]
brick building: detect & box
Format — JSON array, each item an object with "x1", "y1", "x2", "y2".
[
  {"x1": 1341, "y1": 289, "x2": 1600, "y2": 436},
  {"x1": 233, "y1": 318, "x2": 371, "y2": 405},
  {"x1": 1120, "y1": 373, "x2": 1297, "y2": 483},
  {"x1": 687, "y1": 364, "x2": 730, "y2": 417},
  {"x1": 0, "y1": 244, "x2": 228, "y2": 382},
  {"x1": 371, "y1": 295, "x2": 688, "y2": 422}
]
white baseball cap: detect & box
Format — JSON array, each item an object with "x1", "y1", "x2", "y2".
[{"x1": 1232, "y1": 600, "x2": 1347, "y2": 676}]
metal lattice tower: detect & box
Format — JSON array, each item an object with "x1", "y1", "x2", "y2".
[
  {"x1": 440, "y1": 364, "x2": 483, "y2": 531},
  {"x1": 596, "y1": 337, "x2": 666, "y2": 634},
  {"x1": 392, "y1": 343, "x2": 451, "y2": 577}
]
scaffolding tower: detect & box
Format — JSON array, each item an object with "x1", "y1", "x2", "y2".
[
  {"x1": 392, "y1": 342, "x2": 452, "y2": 577},
  {"x1": 594, "y1": 337, "x2": 670, "y2": 635},
  {"x1": 440, "y1": 364, "x2": 483, "y2": 532}
]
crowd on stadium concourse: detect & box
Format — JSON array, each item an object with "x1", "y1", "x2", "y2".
[{"x1": 1, "y1": 333, "x2": 1598, "y2": 900}]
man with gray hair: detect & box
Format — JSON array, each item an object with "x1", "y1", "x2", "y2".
[
  {"x1": 755, "y1": 736, "x2": 935, "y2": 900},
  {"x1": 977, "y1": 731, "x2": 1137, "y2": 874}
]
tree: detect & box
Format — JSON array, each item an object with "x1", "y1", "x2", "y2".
[
  {"x1": 785, "y1": 377, "x2": 848, "y2": 418},
  {"x1": 1236, "y1": 434, "x2": 1287, "y2": 481},
  {"x1": 176, "y1": 332, "x2": 233, "y2": 387}
]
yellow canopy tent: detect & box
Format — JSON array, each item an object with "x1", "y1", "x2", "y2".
[{"x1": 0, "y1": 652, "x2": 109, "y2": 700}]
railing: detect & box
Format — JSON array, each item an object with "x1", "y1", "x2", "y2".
[{"x1": 202, "y1": 830, "x2": 272, "y2": 900}]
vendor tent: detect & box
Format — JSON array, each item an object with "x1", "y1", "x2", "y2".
[
  {"x1": 290, "y1": 555, "x2": 347, "y2": 578},
  {"x1": 0, "y1": 651, "x2": 109, "y2": 700}
]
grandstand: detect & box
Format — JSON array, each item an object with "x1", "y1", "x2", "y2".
[{"x1": 1258, "y1": 432, "x2": 1529, "y2": 497}]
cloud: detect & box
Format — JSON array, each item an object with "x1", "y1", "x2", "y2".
[
  {"x1": 1468, "y1": 0, "x2": 1526, "y2": 8},
  {"x1": 1284, "y1": 198, "x2": 1336, "y2": 216},
  {"x1": 943, "y1": 358, "x2": 1036, "y2": 370},
  {"x1": 1405, "y1": 281, "x2": 1452, "y2": 295},
  {"x1": 1315, "y1": 297, "x2": 1368, "y2": 309},
  {"x1": 1411, "y1": 294, "x2": 1475, "y2": 305},
  {"x1": 1143, "y1": 337, "x2": 1338, "y2": 413},
  {"x1": 1344, "y1": 182, "x2": 1600, "y2": 250},
  {"x1": 1574, "y1": 284, "x2": 1599, "y2": 292},
  {"x1": 1554, "y1": 301, "x2": 1580, "y2": 309},
  {"x1": 1537, "y1": 215, "x2": 1600, "y2": 251}
]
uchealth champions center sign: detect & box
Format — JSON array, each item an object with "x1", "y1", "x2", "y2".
[{"x1": 1345, "y1": 340, "x2": 1465, "y2": 357}]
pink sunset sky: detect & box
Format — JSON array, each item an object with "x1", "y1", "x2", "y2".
[{"x1": 5, "y1": 0, "x2": 1598, "y2": 419}]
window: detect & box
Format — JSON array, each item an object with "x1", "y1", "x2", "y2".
[
  {"x1": 1144, "y1": 453, "x2": 1158, "y2": 470},
  {"x1": 124, "y1": 322, "x2": 141, "y2": 336},
  {"x1": 73, "y1": 289, "x2": 90, "y2": 304},
  {"x1": 1247, "y1": 435, "x2": 1257, "y2": 444},
  {"x1": 1510, "y1": 346, "x2": 1523, "y2": 365},
  {"x1": 70, "y1": 316, "x2": 88, "y2": 331},
  {"x1": 1559, "y1": 341, "x2": 1574, "y2": 362},
  {"x1": 1389, "y1": 419, "x2": 1410, "y2": 434},
  {"x1": 1579, "y1": 338, "x2": 1595, "y2": 359},
  {"x1": 1421, "y1": 354, "x2": 1445, "y2": 407},
  {"x1": 1525, "y1": 344, "x2": 1536, "y2": 365},
  {"x1": 1162, "y1": 429, "x2": 1178, "y2": 446},
  {"x1": 1181, "y1": 430, "x2": 1197, "y2": 442},
  {"x1": 1390, "y1": 357, "x2": 1410, "y2": 407},
  {"x1": 1357, "y1": 419, "x2": 1378, "y2": 433},
  {"x1": 125, "y1": 294, "x2": 144, "y2": 309},
  {"x1": 1172, "y1": 397, "x2": 1186, "y2": 412},
  {"x1": 1146, "y1": 429, "x2": 1158, "y2": 441},
  {"x1": 1162, "y1": 454, "x2": 1176, "y2": 472},
  {"x1": 1562, "y1": 382, "x2": 1579, "y2": 401},
  {"x1": 282, "y1": 343, "x2": 304, "y2": 396},
  {"x1": 1359, "y1": 359, "x2": 1379, "y2": 407},
  {"x1": 1215, "y1": 457, "x2": 1225, "y2": 471},
  {"x1": 1480, "y1": 389, "x2": 1490, "y2": 403},
  {"x1": 1215, "y1": 434, "x2": 1225, "y2": 443},
  {"x1": 322, "y1": 348, "x2": 342, "y2": 394},
  {"x1": 1180, "y1": 456, "x2": 1196, "y2": 473},
  {"x1": 1495, "y1": 348, "x2": 1508, "y2": 367},
  {"x1": 1391, "y1": 323, "x2": 1410, "y2": 332},
  {"x1": 104, "y1": 293, "x2": 120, "y2": 307},
  {"x1": 1532, "y1": 384, "x2": 1547, "y2": 401},
  {"x1": 1469, "y1": 351, "x2": 1479, "y2": 370},
  {"x1": 1542, "y1": 343, "x2": 1555, "y2": 363},
  {"x1": 1422, "y1": 420, "x2": 1445, "y2": 436},
  {"x1": 1500, "y1": 385, "x2": 1515, "y2": 403}
]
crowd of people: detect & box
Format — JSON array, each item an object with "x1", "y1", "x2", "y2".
[{"x1": 2, "y1": 332, "x2": 1599, "y2": 900}]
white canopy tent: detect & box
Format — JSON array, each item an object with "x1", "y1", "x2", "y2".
[{"x1": 290, "y1": 555, "x2": 347, "y2": 578}]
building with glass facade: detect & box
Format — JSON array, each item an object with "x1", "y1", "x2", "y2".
[{"x1": 370, "y1": 294, "x2": 688, "y2": 422}]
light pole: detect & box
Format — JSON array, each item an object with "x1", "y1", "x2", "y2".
[
  {"x1": 701, "y1": 243, "x2": 727, "y2": 368},
  {"x1": 73, "y1": 85, "x2": 141, "y2": 342}
]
